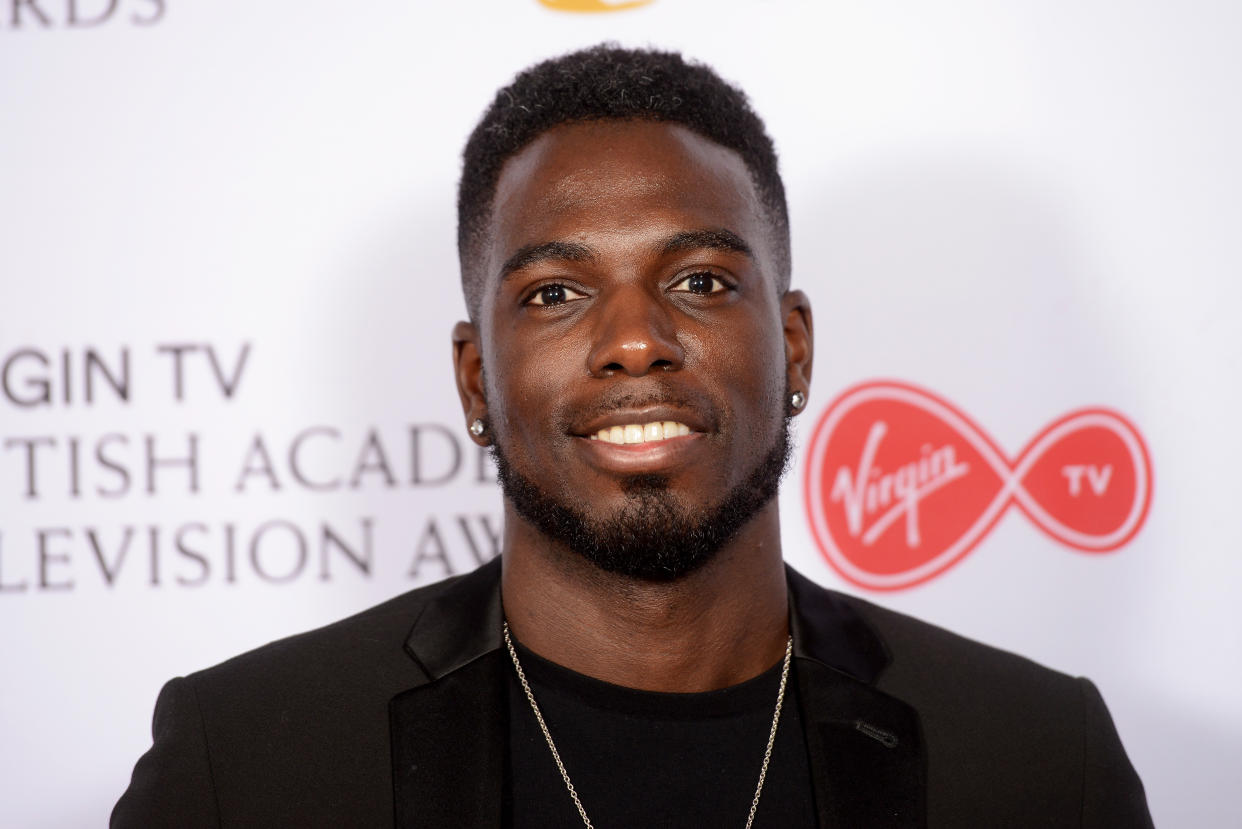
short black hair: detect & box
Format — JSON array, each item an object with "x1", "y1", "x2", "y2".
[{"x1": 457, "y1": 43, "x2": 790, "y2": 319}]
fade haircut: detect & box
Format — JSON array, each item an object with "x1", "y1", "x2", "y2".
[{"x1": 457, "y1": 43, "x2": 791, "y2": 320}]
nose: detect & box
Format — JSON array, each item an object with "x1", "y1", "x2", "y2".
[{"x1": 586, "y1": 287, "x2": 685, "y2": 377}]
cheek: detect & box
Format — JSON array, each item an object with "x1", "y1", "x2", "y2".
[
  {"x1": 697, "y1": 308, "x2": 786, "y2": 383},
  {"x1": 482, "y1": 331, "x2": 573, "y2": 443},
  {"x1": 713, "y1": 322, "x2": 788, "y2": 438}
]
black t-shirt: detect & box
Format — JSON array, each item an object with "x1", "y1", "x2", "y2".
[{"x1": 504, "y1": 640, "x2": 818, "y2": 828}]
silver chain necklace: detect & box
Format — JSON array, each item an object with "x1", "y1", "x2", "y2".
[{"x1": 503, "y1": 622, "x2": 793, "y2": 829}]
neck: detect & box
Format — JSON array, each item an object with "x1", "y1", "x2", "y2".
[{"x1": 500, "y1": 502, "x2": 789, "y2": 693}]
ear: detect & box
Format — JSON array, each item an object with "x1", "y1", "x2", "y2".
[
  {"x1": 781, "y1": 289, "x2": 814, "y2": 413},
  {"x1": 452, "y1": 320, "x2": 489, "y2": 445}
]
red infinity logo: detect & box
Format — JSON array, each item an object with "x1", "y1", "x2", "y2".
[{"x1": 803, "y1": 380, "x2": 1153, "y2": 591}]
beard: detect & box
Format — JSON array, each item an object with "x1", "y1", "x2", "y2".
[{"x1": 490, "y1": 414, "x2": 792, "y2": 582}]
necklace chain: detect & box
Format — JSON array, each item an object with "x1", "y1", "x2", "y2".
[{"x1": 503, "y1": 622, "x2": 793, "y2": 829}]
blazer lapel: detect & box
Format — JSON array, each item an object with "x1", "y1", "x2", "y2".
[
  {"x1": 390, "y1": 653, "x2": 506, "y2": 829},
  {"x1": 789, "y1": 567, "x2": 927, "y2": 828},
  {"x1": 390, "y1": 560, "x2": 506, "y2": 829}
]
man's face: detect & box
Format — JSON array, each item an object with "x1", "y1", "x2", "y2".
[{"x1": 457, "y1": 120, "x2": 811, "y2": 579}]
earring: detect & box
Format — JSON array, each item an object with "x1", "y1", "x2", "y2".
[
  {"x1": 469, "y1": 419, "x2": 485, "y2": 437},
  {"x1": 790, "y1": 391, "x2": 806, "y2": 411}
]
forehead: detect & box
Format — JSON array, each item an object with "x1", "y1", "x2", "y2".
[{"x1": 483, "y1": 120, "x2": 770, "y2": 284}]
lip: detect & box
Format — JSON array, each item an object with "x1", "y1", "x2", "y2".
[
  {"x1": 575, "y1": 430, "x2": 704, "y2": 474},
  {"x1": 571, "y1": 405, "x2": 712, "y2": 437}
]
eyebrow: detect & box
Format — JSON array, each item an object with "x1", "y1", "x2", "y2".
[
  {"x1": 499, "y1": 241, "x2": 595, "y2": 281},
  {"x1": 659, "y1": 228, "x2": 753, "y2": 259},
  {"x1": 498, "y1": 227, "x2": 754, "y2": 281}
]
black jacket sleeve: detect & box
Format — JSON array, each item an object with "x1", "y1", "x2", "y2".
[
  {"x1": 111, "y1": 677, "x2": 220, "y2": 828},
  {"x1": 1078, "y1": 678, "x2": 1153, "y2": 828}
]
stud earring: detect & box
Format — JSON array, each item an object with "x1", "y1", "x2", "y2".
[
  {"x1": 790, "y1": 391, "x2": 806, "y2": 411},
  {"x1": 469, "y1": 419, "x2": 486, "y2": 437}
]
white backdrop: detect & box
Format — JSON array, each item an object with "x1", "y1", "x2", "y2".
[{"x1": 2, "y1": 1, "x2": 1240, "y2": 826}]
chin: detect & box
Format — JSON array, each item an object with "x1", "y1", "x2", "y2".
[{"x1": 491, "y1": 416, "x2": 792, "y2": 582}]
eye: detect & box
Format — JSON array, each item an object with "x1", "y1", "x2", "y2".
[
  {"x1": 525, "y1": 283, "x2": 586, "y2": 306},
  {"x1": 670, "y1": 272, "x2": 730, "y2": 295}
]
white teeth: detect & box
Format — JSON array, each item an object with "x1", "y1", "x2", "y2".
[{"x1": 593, "y1": 421, "x2": 692, "y2": 445}]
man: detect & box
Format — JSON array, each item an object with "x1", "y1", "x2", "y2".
[{"x1": 114, "y1": 45, "x2": 1152, "y2": 827}]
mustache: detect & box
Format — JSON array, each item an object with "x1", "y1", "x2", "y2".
[{"x1": 555, "y1": 383, "x2": 721, "y2": 432}]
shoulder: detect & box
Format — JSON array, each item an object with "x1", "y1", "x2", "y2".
[
  {"x1": 837, "y1": 591, "x2": 1081, "y2": 699},
  {"x1": 113, "y1": 571, "x2": 484, "y2": 827},
  {"x1": 808, "y1": 584, "x2": 1151, "y2": 827},
  {"x1": 187, "y1": 569, "x2": 470, "y2": 694},
  {"x1": 825, "y1": 588, "x2": 1088, "y2": 743},
  {"x1": 166, "y1": 568, "x2": 488, "y2": 753},
  {"x1": 788, "y1": 565, "x2": 1077, "y2": 698},
  {"x1": 119, "y1": 570, "x2": 486, "y2": 825}
]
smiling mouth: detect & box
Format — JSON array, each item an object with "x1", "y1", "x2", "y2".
[{"x1": 588, "y1": 421, "x2": 692, "y2": 444}]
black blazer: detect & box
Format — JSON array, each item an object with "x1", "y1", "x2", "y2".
[{"x1": 112, "y1": 559, "x2": 1152, "y2": 827}]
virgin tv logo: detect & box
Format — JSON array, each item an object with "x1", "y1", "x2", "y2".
[{"x1": 803, "y1": 380, "x2": 1152, "y2": 591}]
